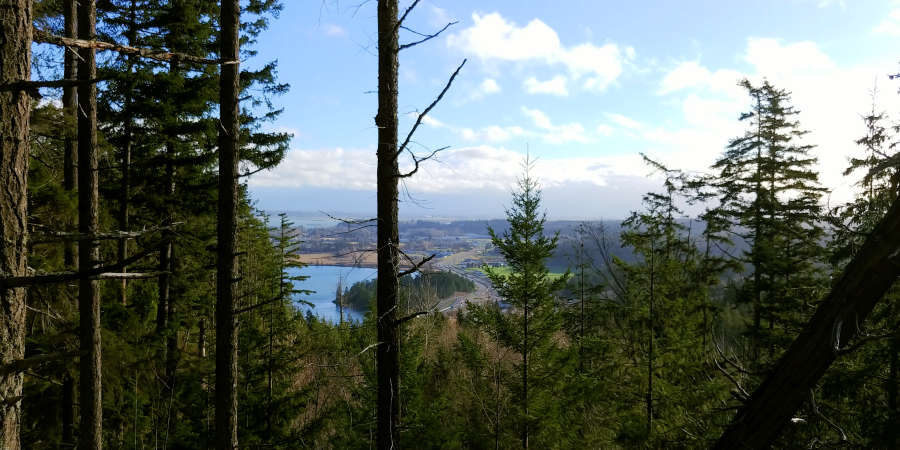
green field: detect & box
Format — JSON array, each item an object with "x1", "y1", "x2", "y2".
[{"x1": 467, "y1": 265, "x2": 567, "y2": 281}]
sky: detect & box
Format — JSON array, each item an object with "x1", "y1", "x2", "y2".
[{"x1": 246, "y1": 0, "x2": 900, "y2": 221}]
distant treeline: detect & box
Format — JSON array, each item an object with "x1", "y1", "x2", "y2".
[{"x1": 337, "y1": 271, "x2": 476, "y2": 311}]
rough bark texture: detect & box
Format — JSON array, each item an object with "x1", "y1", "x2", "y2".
[
  {"x1": 0, "y1": 1, "x2": 31, "y2": 448},
  {"x1": 714, "y1": 195, "x2": 900, "y2": 449},
  {"x1": 77, "y1": 0, "x2": 103, "y2": 448},
  {"x1": 375, "y1": 0, "x2": 401, "y2": 448},
  {"x1": 63, "y1": 0, "x2": 78, "y2": 269},
  {"x1": 215, "y1": 0, "x2": 240, "y2": 447}
]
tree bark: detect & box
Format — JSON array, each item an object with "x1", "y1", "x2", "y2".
[
  {"x1": 63, "y1": 0, "x2": 78, "y2": 269},
  {"x1": 215, "y1": 0, "x2": 240, "y2": 447},
  {"x1": 0, "y1": 1, "x2": 31, "y2": 448},
  {"x1": 77, "y1": 0, "x2": 103, "y2": 447},
  {"x1": 714, "y1": 195, "x2": 900, "y2": 449},
  {"x1": 375, "y1": 0, "x2": 401, "y2": 448}
]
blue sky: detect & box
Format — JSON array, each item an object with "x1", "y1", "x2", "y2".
[{"x1": 247, "y1": 0, "x2": 900, "y2": 220}]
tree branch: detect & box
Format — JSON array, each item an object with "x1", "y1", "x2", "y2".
[
  {"x1": 0, "y1": 238, "x2": 170, "y2": 288},
  {"x1": 393, "y1": 0, "x2": 421, "y2": 33},
  {"x1": 395, "y1": 58, "x2": 466, "y2": 161},
  {"x1": 33, "y1": 28, "x2": 232, "y2": 65},
  {"x1": 0, "y1": 351, "x2": 79, "y2": 378},
  {"x1": 394, "y1": 310, "x2": 429, "y2": 326},
  {"x1": 31, "y1": 222, "x2": 182, "y2": 244},
  {"x1": 398, "y1": 253, "x2": 435, "y2": 277},
  {"x1": 396, "y1": 145, "x2": 448, "y2": 179},
  {"x1": 399, "y1": 21, "x2": 457, "y2": 51}
]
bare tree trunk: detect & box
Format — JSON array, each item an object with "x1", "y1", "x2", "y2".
[
  {"x1": 63, "y1": 0, "x2": 78, "y2": 269},
  {"x1": 215, "y1": 0, "x2": 240, "y2": 447},
  {"x1": 375, "y1": 1, "x2": 401, "y2": 448},
  {"x1": 0, "y1": 1, "x2": 31, "y2": 447},
  {"x1": 714, "y1": 195, "x2": 900, "y2": 449},
  {"x1": 62, "y1": 3, "x2": 79, "y2": 432},
  {"x1": 77, "y1": 0, "x2": 103, "y2": 447},
  {"x1": 117, "y1": 0, "x2": 137, "y2": 306}
]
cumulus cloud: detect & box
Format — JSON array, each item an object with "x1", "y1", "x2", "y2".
[
  {"x1": 447, "y1": 12, "x2": 631, "y2": 93},
  {"x1": 523, "y1": 75, "x2": 569, "y2": 96},
  {"x1": 248, "y1": 143, "x2": 654, "y2": 198},
  {"x1": 480, "y1": 78, "x2": 501, "y2": 94}
]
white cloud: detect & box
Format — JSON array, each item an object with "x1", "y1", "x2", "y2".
[
  {"x1": 249, "y1": 148, "x2": 375, "y2": 190},
  {"x1": 874, "y1": 8, "x2": 900, "y2": 36},
  {"x1": 596, "y1": 124, "x2": 614, "y2": 136},
  {"x1": 249, "y1": 145, "x2": 646, "y2": 195},
  {"x1": 605, "y1": 113, "x2": 643, "y2": 130},
  {"x1": 524, "y1": 75, "x2": 569, "y2": 96},
  {"x1": 655, "y1": 37, "x2": 900, "y2": 204},
  {"x1": 521, "y1": 107, "x2": 590, "y2": 144},
  {"x1": 447, "y1": 12, "x2": 630, "y2": 93},
  {"x1": 479, "y1": 78, "x2": 501, "y2": 95},
  {"x1": 322, "y1": 24, "x2": 346, "y2": 37}
]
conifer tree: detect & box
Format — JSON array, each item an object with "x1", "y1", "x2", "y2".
[
  {"x1": 467, "y1": 160, "x2": 569, "y2": 449},
  {"x1": 712, "y1": 79, "x2": 825, "y2": 361}
]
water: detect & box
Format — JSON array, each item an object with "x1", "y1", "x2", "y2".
[{"x1": 287, "y1": 265, "x2": 377, "y2": 323}]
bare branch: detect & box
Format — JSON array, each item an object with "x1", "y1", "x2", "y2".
[
  {"x1": 394, "y1": 310, "x2": 429, "y2": 326},
  {"x1": 396, "y1": 145, "x2": 448, "y2": 179},
  {"x1": 395, "y1": 59, "x2": 466, "y2": 161},
  {"x1": 0, "y1": 351, "x2": 79, "y2": 379},
  {"x1": 31, "y1": 222, "x2": 183, "y2": 244},
  {"x1": 399, "y1": 21, "x2": 457, "y2": 51},
  {"x1": 398, "y1": 253, "x2": 435, "y2": 277},
  {"x1": 393, "y1": 0, "x2": 421, "y2": 33},
  {"x1": 33, "y1": 28, "x2": 232, "y2": 65},
  {"x1": 322, "y1": 211, "x2": 377, "y2": 225},
  {"x1": 1, "y1": 238, "x2": 170, "y2": 288},
  {"x1": 0, "y1": 78, "x2": 106, "y2": 96}
]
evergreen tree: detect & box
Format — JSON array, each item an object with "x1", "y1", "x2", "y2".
[
  {"x1": 466, "y1": 160, "x2": 570, "y2": 449},
  {"x1": 712, "y1": 78, "x2": 825, "y2": 362}
]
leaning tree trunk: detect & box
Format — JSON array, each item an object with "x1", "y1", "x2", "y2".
[
  {"x1": 375, "y1": 0, "x2": 401, "y2": 448},
  {"x1": 77, "y1": 0, "x2": 103, "y2": 448},
  {"x1": 714, "y1": 195, "x2": 900, "y2": 449},
  {"x1": 215, "y1": 0, "x2": 240, "y2": 447},
  {"x1": 0, "y1": 1, "x2": 31, "y2": 448}
]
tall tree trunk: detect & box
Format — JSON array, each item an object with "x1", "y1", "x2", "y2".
[
  {"x1": 375, "y1": 0, "x2": 401, "y2": 448},
  {"x1": 160, "y1": 58, "x2": 178, "y2": 395},
  {"x1": 77, "y1": 0, "x2": 103, "y2": 447},
  {"x1": 118, "y1": 0, "x2": 137, "y2": 306},
  {"x1": 0, "y1": 1, "x2": 31, "y2": 447},
  {"x1": 714, "y1": 195, "x2": 900, "y2": 449},
  {"x1": 63, "y1": 0, "x2": 78, "y2": 269},
  {"x1": 62, "y1": 1, "x2": 79, "y2": 439},
  {"x1": 215, "y1": 0, "x2": 240, "y2": 447}
]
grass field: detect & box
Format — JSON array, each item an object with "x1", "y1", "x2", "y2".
[{"x1": 466, "y1": 265, "x2": 567, "y2": 281}]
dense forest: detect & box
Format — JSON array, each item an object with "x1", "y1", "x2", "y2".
[
  {"x1": 3, "y1": 0, "x2": 900, "y2": 449},
  {"x1": 339, "y1": 272, "x2": 476, "y2": 312}
]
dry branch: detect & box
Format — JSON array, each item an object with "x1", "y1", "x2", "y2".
[{"x1": 33, "y1": 28, "x2": 231, "y2": 65}]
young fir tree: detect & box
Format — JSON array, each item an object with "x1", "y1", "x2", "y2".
[
  {"x1": 466, "y1": 160, "x2": 570, "y2": 449},
  {"x1": 712, "y1": 78, "x2": 825, "y2": 363}
]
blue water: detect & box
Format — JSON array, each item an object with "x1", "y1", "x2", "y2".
[{"x1": 287, "y1": 265, "x2": 377, "y2": 324}]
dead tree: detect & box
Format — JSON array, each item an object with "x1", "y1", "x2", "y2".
[
  {"x1": 375, "y1": 1, "x2": 461, "y2": 447},
  {"x1": 0, "y1": 1, "x2": 32, "y2": 448},
  {"x1": 215, "y1": 0, "x2": 240, "y2": 447},
  {"x1": 714, "y1": 195, "x2": 900, "y2": 448}
]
